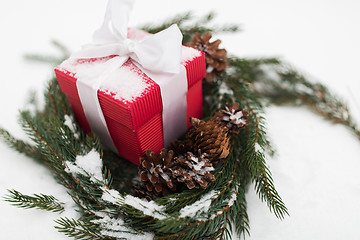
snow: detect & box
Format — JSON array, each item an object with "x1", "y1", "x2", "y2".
[
  {"x1": 63, "y1": 114, "x2": 79, "y2": 138},
  {"x1": 60, "y1": 58, "x2": 147, "y2": 102},
  {"x1": 189, "y1": 154, "x2": 210, "y2": 172},
  {"x1": 100, "y1": 64, "x2": 148, "y2": 102},
  {"x1": 60, "y1": 57, "x2": 109, "y2": 81},
  {"x1": 193, "y1": 159, "x2": 205, "y2": 171},
  {"x1": 207, "y1": 186, "x2": 238, "y2": 220},
  {"x1": 179, "y1": 190, "x2": 218, "y2": 218},
  {"x1": 65, "y1": 149, "x2": 103, "y2": 182},
  {"x1": 181, "y1": 46, "x2": 202, "y2": 65},
  {"x1": 1, "y1": 0, "x2": 360, "y2": 240},
  {"x1": 219, "y1": 81, "x2": 234, "y2": 96},
  {"x1": 64, "y1": 115, "x2": 75, "y2": 132},
  {"x1": 93, "y1": 214, "x2": 154, "y2": 240},
  {"x1": 227, "y1": 191, "x2": 237, "y2": 207},
  {"x1": 101, "y1": 188, "x2": 123, "y2": 205},
  {"x1": 254, "y1": 142, "x2": 262, "y2": 153},
  {"x1": 122, "y1": 195, "x2": 167, "y2": 220},
  {"x1": 160, "y1": 172, "x2": 171, "y2": 182},
  {"x1": 230, "y1": 110, "x2": 246, "y2": 125},
  {"x1": 65, "y1": 149, "x2": 168, "y2": 221},
  {"x1": 223, "y1": 107, "x2": 247, "y2": 125},
  {"x1": 100, "y1": 230, "x2": 153, "y2": 240},
  {"x1": 101, "y1": 188, "x2": 168, "y2": 220}
]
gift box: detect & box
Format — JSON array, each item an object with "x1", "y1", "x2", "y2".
[{"x1": 54, "y1": 28, "x2": 205, "y2": 165}]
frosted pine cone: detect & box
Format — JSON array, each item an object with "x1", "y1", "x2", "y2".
[
  {"x1": 138, "y1": 149, "x2": 176, "y2": 197},
  {"x1": 170, "y1": 151, "x2": 215, "y2": 189},
  {"x1": 187, "y1": 32, "x2": 228, "y2": 82},
  {"x1": 215, "y1": 103, "x2": 249, "y2": 133},
  {"x1": 187, "y1": 117, "x2": 230, "y2": 164}
]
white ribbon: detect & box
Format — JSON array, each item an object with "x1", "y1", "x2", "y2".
[{"x1": 72, "y1": 0, "x2": 188, "y2": 152}]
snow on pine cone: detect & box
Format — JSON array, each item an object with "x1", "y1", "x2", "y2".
[
  {"x1": 170, "y1": 150, "x2": 215, "y2": 189},
  {"x1": 187, "y1": 117, "x2": 230, "y2": 164},
  {"x1": 138, "y1": 149, "x2": 176, "y2": 197},
  {"x1": 214, "y1": 103, "x2": 249, "y2": 133}
]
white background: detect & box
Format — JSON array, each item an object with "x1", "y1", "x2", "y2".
[{"x1": 0, "y1": 0, "x2": 360, "y2": 239}]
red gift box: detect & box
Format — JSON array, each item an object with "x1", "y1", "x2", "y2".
[{"x1": 54, "y1": 30, "x2": 205, "y2": 165}]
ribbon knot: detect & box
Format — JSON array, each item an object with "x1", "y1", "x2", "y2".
[
  {"x1": 71, "y1": 0, "x2": 183, "y2": 74},
  {"x1": 123, "y1": 39, "x2": 136, "y2": 53},
  {"x1": 108, "y1": 38, "x2": 137, "y2": 57}
]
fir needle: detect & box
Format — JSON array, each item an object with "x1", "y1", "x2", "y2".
[{"x1": 347, "y1": 85, "x2": 360, "y2": 121}]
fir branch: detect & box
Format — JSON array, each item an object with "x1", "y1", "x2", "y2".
[
  {"x1": 14, "y1": 81, "x2": 109, "y2": 215},
  {"x1": 140, "y1": 12, "x2": 239, "y2": 45},
  {"x1": 229, "y1": 57, "x2": 360, "y2": 141},
  {"x1": 229, "y1": 187, "x2": 250, "y2": 237},
  {"x1": 51, "y1": 39, "x2": 71, "y2": 58},
  {"x1": 229, "y1": 137, "x2": 252, "y2": 237},
  {"x1": 20, "y1": 112, "x2": 62, "y2": 164},
  {"x1": 24, "y1": 54, "x2": 65, "y2": 65},
  {"x1": 0, "y1": 127, "x2": 46, "y2": 163},
  {"x1": 205, "y1": 67, "x2": 288, "y2": 220},
  {"x1": 55, "y1": 217, "x2": 104, "y2": 240},
  {"x1": 266, "y1": 66, "x2": 360, "y2": 140},
  {"x1": 47, "y1": 80, "x2": 60, "y2": 118},
  {"x1": 42, "y1": 78, "x2": 73, "y2": 121},
  {"x1": 141, "y1": 12, "x2": 193, "y2": 34},
  {"x1": 243, "y1": 113, "x2": 288, "y2": 219},
  {"x1": 24, "y1": 40, "x2": 70, "y2": 65},
  {"x1": 4, "y1": 189, "x2": 64, "y2": 213}
]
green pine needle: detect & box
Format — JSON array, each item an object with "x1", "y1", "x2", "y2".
[
  {"x1": 140, "y1": 12, "x2": 240, "y2": 45},
  {"x1": 55, "y1": 217, "x2": 103, "y2": 240},
  {"x1": 4, "y1": 189, "x2": 64, "y2": 213}
]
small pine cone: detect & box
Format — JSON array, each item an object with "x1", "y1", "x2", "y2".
[
  {"x1": 214, "y1": 103, "x2": 249, "y2": 133},
  {"x1": 138, "y1": 149, "x2": 176, "y2": 197},
  {"x1": 132, "y1": 184, "x2": 158, "y2": 201},
  {"x1": 187, "y1": 32, "x2": 228, "y2": 82},
  {"x1": 204, "y1": 70, "x2": 220, "y2": 83},
  {"x1": 169, "y1": 139, "x2": 193, "y2": 157},
  {"x1": 170, "y1": 151, "x2": 215, "y2": 189},
  {"x1": 187, "y1": 117, "x2": 230, "y2": 164}
]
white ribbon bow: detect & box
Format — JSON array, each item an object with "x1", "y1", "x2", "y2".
[
  {"x1": 71, "y1": 0, "x2": 188, "y2": 154},
  {"x1": 71, "y1": 0, "x2": 183, "y2": 74}
]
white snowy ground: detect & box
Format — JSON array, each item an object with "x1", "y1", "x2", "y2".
[{"x1": 1, "y1": 0, "x2": 360, "y2": 239}]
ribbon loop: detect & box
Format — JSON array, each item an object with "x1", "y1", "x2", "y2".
[
  {"x1": 93, "y1": 0, "x2": 133, "y2": 42},
  {"x1": 72, "y1": 0, "x2": 183, "y2": 74},
  {"x1": 72, "y1": 24, "x2": 183, "y2": 74},
  {"x1": 134, "y1": 24, "x2": 182, "y2": 73}
]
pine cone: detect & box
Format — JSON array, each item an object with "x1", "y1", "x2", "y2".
[
  {"x1": 138, "y1": 149, "x2": 176, "y2": 197},
  {"x1": 187, "y1": 117, "x2": 230, "y2": 164},
  {"x1": 187, "y1": 32, "x2": 228, "y2": 82},
  {"x1": 170, "y1": 151, "x2": 215, "y2": 189},
  {"x1": 214, "y1": 103, "x2": 249, "y2": 133},
  {"x1": 132, "y1": 184, "x2": 158, "y2": 201},
  {"x1": 169, "y1": 139, "x2": 193, "y2": 156}
]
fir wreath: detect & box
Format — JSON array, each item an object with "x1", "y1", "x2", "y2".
[{"x1": 1, "y1": 13, "x2": 360, "y2": 240}]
